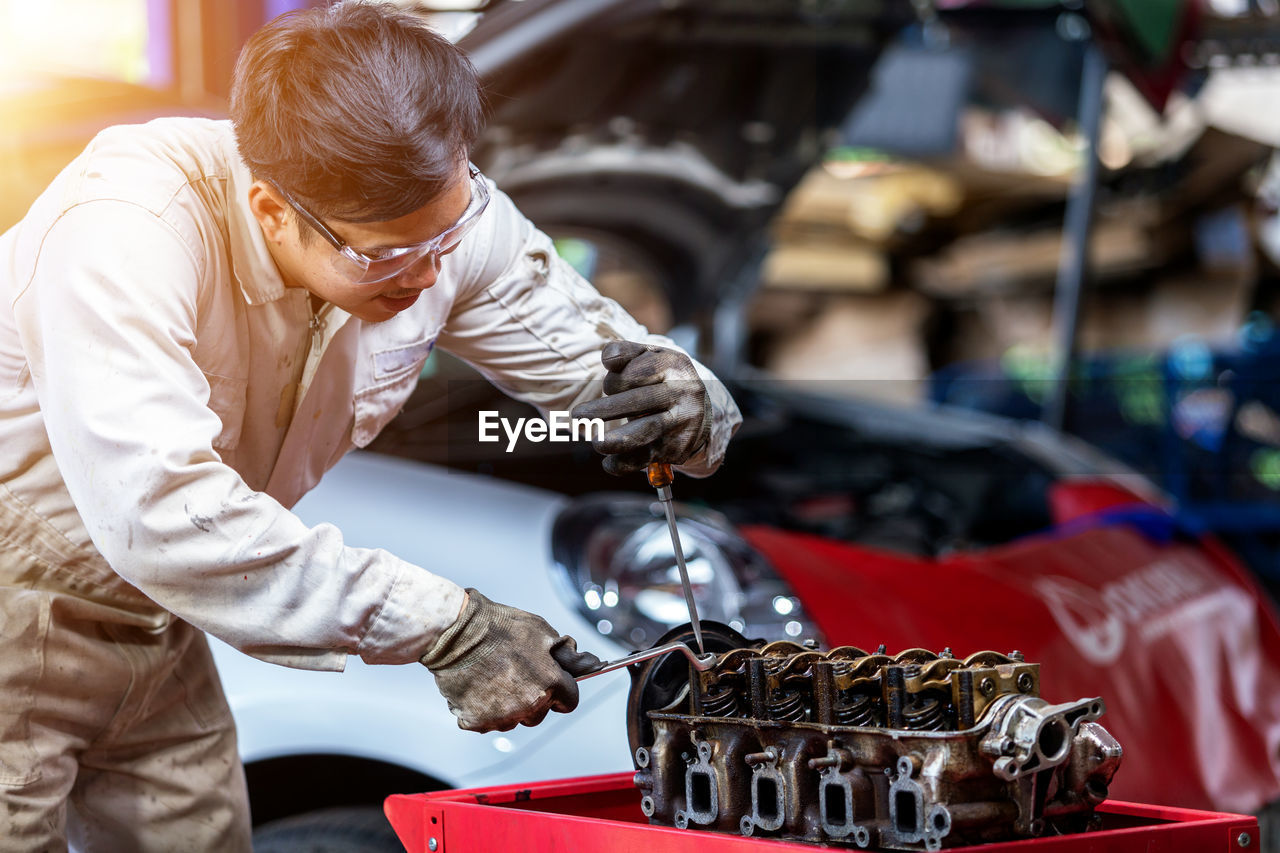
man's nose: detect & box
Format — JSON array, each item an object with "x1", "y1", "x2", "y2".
[{"x1": 397, "y1": 252, "x2": 442, "y2": 290}]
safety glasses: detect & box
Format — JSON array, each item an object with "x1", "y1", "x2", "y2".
[{"x1": 272, "y1": 165, "x2": 490, "y2": 285}]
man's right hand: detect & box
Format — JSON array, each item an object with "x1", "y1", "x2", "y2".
[{"x1": 419, "y1": 589, "x2": 602, "y2": 732}]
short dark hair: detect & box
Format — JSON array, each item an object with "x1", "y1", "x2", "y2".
[{"x1": 230, "y1": 1, "x2": 485, "y2": 223}]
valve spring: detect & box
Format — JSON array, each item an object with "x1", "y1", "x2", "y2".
[
  {"x1": 765, "y1": 658, "x2": 791, "y2": 677},
  {"x1": 901, "y1": 695, "x2": 948, "y2": 732},
  {"x1": 767, "y1": 690, "x2": 807, "y2": 722},
  {"x1": 834, "y1": 692, "x2": 880, "y2": 727},
  {"x1": 829, "y1": 660, "x2": 854, "y2": 677},
  {"x1": 700, "y1": 686, "x2": 741, "y2": 719}
]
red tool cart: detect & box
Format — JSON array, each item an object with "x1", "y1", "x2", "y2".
[{"x1": 384, "y1": 772, "x2": 1260, "y2": 853}]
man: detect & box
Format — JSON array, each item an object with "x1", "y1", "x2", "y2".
[{"x1": 0, "y1": 3, "x2": 740, "y2": 849}]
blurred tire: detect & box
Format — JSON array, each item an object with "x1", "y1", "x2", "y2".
[
  {"x1": 506, "y1": 177, "x2": 741, "y2": 332},
  {"x1": 251, "y1": 806, "x2": 401, "y2": 853}
]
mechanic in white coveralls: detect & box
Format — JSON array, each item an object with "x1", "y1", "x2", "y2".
[{"x1": 0, "y1": 3, "x2": 740, "y2": 849}]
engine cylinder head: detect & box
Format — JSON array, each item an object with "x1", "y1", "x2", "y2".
[{"x1": 632, "y1": 639, "x2": 1120, "y2": 851}]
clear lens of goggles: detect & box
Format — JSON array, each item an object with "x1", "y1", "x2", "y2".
[
  {"x1": 336, "y1": 171, "x2": 490, "y2": 285},
  {"x1": 335, "y1": 242, "x2": 438, "y2": 285}
]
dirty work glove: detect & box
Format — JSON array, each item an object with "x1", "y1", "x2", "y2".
[
  {"x1": 420, "y1": 589, "x2": 602, "y2": 732},
  {"x1": 570, "y1": 340, "x2": 711, "y2": 476}
]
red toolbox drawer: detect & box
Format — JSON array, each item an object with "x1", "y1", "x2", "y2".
[{"x1": 384, "y1": 771, "x2": 1260, "y2": 852}]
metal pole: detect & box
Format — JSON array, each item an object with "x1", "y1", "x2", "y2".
[{"x1": 1044, "y1": 41, "x2": 1107, "y2": 432}]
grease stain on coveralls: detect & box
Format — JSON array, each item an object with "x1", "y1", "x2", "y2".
[
  {"x1": 276, "y1": 382, "x2": 297, "y2": 429},
  {"x1": 184, "y1": 505, "x2": 213, "y2": 533}
]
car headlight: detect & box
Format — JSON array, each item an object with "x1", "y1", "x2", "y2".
[{"x1": 550, "y1": 494, "x2": 824, "y2": 651}]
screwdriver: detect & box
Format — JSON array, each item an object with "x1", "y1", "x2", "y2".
[{"x1": 647, "y1": 461, "x2": 705, "y2": 656}]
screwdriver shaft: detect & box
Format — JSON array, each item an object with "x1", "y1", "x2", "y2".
[{"x1": 656, "y1": 484, "x2": 705, "y2": 655}]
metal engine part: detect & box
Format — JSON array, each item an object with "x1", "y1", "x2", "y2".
[{"x1": 629, "y1": 633, "x2": 1122, "y2": 850}]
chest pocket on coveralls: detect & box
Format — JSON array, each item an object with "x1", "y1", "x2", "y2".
[
  {"x1": 351, "y1": 334, "x2": 438, "y2": 448},
  {"x1": 203, "y1": 372, "x2": 247, "y2": 452}
]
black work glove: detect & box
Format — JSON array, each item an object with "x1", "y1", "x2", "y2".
[
  {"x1": 570, "y1": 340, "x2": 711, "y2": 476},
  {"x1": 420, "y1": 589, "x2": 602, "y2": 732}
]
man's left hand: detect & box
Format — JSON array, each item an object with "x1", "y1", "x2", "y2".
[{"x1": 570, "y1": 340, "x2": 710, "y2": 476}]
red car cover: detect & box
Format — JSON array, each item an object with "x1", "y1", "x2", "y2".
[{"x1": 743, "y1": 483, "x2": 1280, "y2": 815}]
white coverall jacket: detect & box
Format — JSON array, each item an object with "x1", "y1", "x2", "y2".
[{"x1": 0, "y1": 117, "x2": 739, "y2": 849}]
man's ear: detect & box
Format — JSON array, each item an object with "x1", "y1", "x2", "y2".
[{"x1": 248, "y1": 180, "x2": 291, "y2": 244}]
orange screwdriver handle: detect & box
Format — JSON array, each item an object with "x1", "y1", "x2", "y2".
[{"x1": 647, "y1": 462, "x2": 673, "y2": 489}]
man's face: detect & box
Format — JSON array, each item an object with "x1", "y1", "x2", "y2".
[{"x1": 249, "y1": 166, "x2": 474, "y2": 323}]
